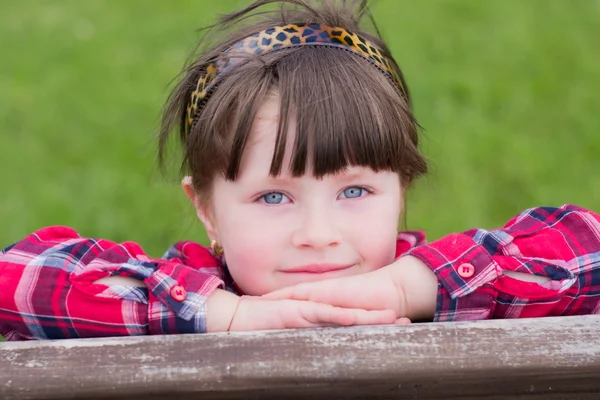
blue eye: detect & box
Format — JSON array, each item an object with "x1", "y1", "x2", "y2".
[
  {"x1": 260, "y1": 192, "x2": 290, "y2": 205},
  {"x1": 339, "y1": 187, "x2": 367, "y2": 199}
]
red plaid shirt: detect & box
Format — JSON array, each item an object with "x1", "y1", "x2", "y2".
[{"x1": 1, "y1": 204, "x2": 599, "y2": 340}]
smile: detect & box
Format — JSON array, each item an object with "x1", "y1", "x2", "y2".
[{"x1": 283, "y1": 264, "x2": 353, "y2": 274}]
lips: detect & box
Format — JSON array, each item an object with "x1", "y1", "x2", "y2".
[{"x1": 283, "y1": 264, "x2": 352, "y2": 274}]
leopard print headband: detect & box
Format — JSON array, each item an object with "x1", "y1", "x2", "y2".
[{"x1": 185, "y1": 23, "x2": 406, "y2": 134}]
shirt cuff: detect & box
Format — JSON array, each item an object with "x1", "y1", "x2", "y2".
[
  {"x1": 408, "y1": 233, "x2": 501, "y2": 321},
  {"x1": 143, "y1": 260, "x2": 224, "y2": 334}
]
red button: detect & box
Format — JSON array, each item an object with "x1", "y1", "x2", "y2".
[
  {"x1": 458, "y1": 263, "x2": 475, "y2": 278},
  {"x1": 170, "y1": 285, "x2": 187, "y2": 302}
]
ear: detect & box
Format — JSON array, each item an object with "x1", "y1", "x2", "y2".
[{"x1": 181, "y1": 176, "x2": 219, "y2": 241}]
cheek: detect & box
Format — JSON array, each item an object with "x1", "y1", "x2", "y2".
[
  {"x1": 347, "y1": 196, "x2": 401, "y2": 271},
  {"x1": 224, "y1": 249, "x2": 271, "y2": 295},
  {"x1": 356, "y1": 225, "x2": 398, "y2": 272},
  {"x1": 217, "y1": 208, "x2": 285, "y2": 295}
]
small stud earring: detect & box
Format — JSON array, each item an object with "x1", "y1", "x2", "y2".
[{"x1": 210, "y1": 239, "x2": 224, "y2": 257}]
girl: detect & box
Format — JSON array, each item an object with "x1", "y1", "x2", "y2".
[{"x1": 1, "y1": 0, "x2": 599, "y2": 340}]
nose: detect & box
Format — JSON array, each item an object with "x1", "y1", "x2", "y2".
[{"x1": 292, "y1": 204, "x2": 341, "y2": 250}]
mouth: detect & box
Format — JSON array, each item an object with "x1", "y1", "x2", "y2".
[{"x1": 282, "y1": 264, "x2": 353, "y2": 274}]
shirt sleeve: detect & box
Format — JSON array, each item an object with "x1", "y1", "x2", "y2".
[
  {"x1": 0, "y1": 226, "x2": 224, "y2": 340},
  {"x1": 407, "y1": 204, "x2": 600, "y2": 321}
]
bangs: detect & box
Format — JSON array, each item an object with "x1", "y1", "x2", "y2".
[
  {"x1": 185, "y1": 47, "x2": 426, "y2": 194},
  {"x1": 270, "y1": 46, "x2": 419, "y2": 178}
]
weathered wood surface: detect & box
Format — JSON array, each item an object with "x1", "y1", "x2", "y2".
[{"x1": 2, "y1": 315, "x2": 600, "y2": 400}]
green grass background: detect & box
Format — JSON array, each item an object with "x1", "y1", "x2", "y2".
[{"x1": 0, "y1": 0, "x2": 599, "y2": 341}]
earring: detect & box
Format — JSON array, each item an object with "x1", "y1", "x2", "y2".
[{"x1": 210, "y1": 239, "x2": 224, "y2": 257}]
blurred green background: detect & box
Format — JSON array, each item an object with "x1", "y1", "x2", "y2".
[{"x1": 0, "y1": 1, "x2": 599, "y2": 256}]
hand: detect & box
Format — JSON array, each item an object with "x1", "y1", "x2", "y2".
[
  {"x1": 228, "y1": 296, "x2": 404, "y2": 332},
  {"x1": 263, "y1": 256, "x2": 437, "y2": 322}
]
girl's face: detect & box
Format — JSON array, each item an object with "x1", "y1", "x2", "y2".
[{"x1": 186, "y1": 95, "x2": 403, "y2": 295}]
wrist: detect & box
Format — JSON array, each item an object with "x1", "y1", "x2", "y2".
[
  {"x1": 205, "y1": 289, "x2": 241, "y2": 333},
  {"x1": 390, "y1": 255, "x2": 437, "y2": 321},
  {"x1": 227, "y1": 296, "x2": 244, "y2": 332}
]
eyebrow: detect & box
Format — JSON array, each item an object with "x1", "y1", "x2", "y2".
[
  {"x1": 269, "y1": 168, "x2": 375, "y2": 184},
  {"x1": 240, "y1": 174, "x2": 297, "y2": 187},
  {"x1": 242, "y1": 167, "x2": 377, "y2": 188},
  {"x1": 331, "y1": 168, "x2": 375, "y2": 181}
]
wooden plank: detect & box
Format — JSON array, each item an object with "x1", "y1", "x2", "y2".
[{"x1": 2, "y1": 315, "x2": 600, "y2": 399}]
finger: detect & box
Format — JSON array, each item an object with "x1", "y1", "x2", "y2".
[
  {"x1": 395, "y1": 317, "x2": 412, "y2": 325},
  {"x1": 264, "y1": 275, "x2": 370, "y2": 303},
  {"x1": 264, "y1": 277, "x2": 375, "y2": 309},
  {"x1": 302, "y1": 303, "x2": 397, "y2": 327},
  {"x1": 262, "y1": 282, "x2": 316, "y2": 300}
]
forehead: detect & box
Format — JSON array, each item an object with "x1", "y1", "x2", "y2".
[
  {"x1": 249, "y1": 95, "x2": 281, "y2": 135},
  {"x1": 238, "y1": 95, "x2": 298, "y2": 179}
]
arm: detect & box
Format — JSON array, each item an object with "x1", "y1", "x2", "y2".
[
  {"x1": 0, "y1": 226, "x2": 224, "y2": 340},
  {"x1": 0, "y1": 227, "x2": 396, "y2": 340},
  {"x1": 406, "y1": 204, "x2": 600, "y2": 321},
  {"x1": 265, "y1": 205, "x2": 600, "y2": 322}
]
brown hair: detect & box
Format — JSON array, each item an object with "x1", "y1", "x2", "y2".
[{"x1": 159, "y1": 0, "x2": 427, "y2": 204}]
